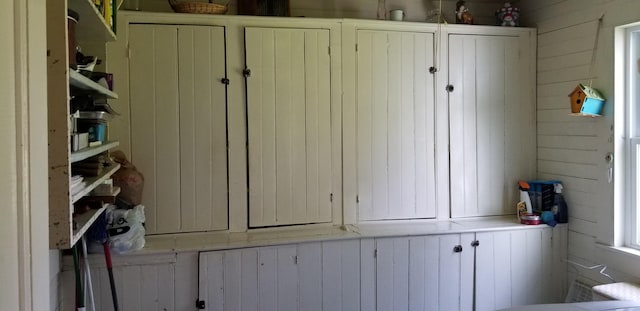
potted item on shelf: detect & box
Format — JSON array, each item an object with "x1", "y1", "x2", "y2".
[{"x1": 455, "y1": 0, "x2": 474, "y2": 24}]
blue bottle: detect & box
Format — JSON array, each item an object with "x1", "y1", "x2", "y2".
[{"x1": 553, "y1": 184, "x2": 568, "y2": 223}]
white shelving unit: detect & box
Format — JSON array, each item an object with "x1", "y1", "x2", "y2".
[{"x1": 47, "y1": 0, "x2": 119, "y2": 249}]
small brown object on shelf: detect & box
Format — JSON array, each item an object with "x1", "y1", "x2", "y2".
[{"x1": 168, "y1": 0, "x2": 228, "y2": 14}]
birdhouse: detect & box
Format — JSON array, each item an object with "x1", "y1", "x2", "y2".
[{"x1": 568, "y1": 83, "x2": 605, "y2": 116}]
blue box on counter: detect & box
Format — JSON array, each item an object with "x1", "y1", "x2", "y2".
[{"x1": 527, "y1": 180, "x2": 562, "y2": 214}]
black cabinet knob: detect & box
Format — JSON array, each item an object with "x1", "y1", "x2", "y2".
[{"x1": 453, "y1": 245, "x2": 463, "y2": 253}]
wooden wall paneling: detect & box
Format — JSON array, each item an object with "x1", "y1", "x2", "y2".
[
  {"x1": 475, "y1": 231, "x2": 497, "y2": 311},
  {"x1": 408, "y1": 236, "x2": 440, "y2": 311},
  {"x1": 199, "y1": 251, "x2": 225, "y2": 310},
  {"x1": 460, "y1": 233, "x2": 475, "y2": 311},
  {"x1": 509, "y1": 230, "x2": 528, "y2": 305},
  {"x1": 355, "y1": 30, "x2": 374, "y2": 221},
  {"x1": 129, "y1": 24, "x2": 180, "y2": 234},
  {"x1": 375, "y1": 237, "x2": 410, "y2": 310},
  {"x1": 298, "y1": 242, "x2": 322, "y2": 311},
  {"x1": 246, "y1": 27, "x2": 332, "y2": 227},
  {"x1": 276, "y1": 246, "x2": 298, "y2": 310},
  {"x1": 360, "y1": 238, "x2": 376, "y2": 311},
  {"x1": 177, "y1": 25, "x2": 229, "y2": 232},
  {"x1": 438, "y1": 234, "x2": 464, "y2": 311},
  {"x1": 321, "y1": 240, "x2": 361, "y2": 310},
  {"x1": 258, "y1": 247, "x2": 278, "y2": 309}
]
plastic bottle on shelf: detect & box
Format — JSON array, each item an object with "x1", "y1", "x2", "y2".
[{"x1": 552, "y1": 184, "x2": 568, "y2": 223}]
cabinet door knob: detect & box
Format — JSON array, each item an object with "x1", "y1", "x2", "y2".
[
  {"x1": 471, "y1": 240, "x2": 480, "y2": 247},
  {"x1": 243, "y1": 68, "x2": 252, "y2": 78},
  {"x1": 446, "y1": 84, "x2": 454, "y2": 93},
  {"x1": 453, "y1": 245, "x2": 463, "y2": 253}
]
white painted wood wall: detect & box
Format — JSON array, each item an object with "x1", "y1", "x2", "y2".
[
  {"x1": 245, "y1": 27, "x2": 333, "y2": 227},
  {"x1": 128, "y1": 24, "x2": 228, "y2": 234}
]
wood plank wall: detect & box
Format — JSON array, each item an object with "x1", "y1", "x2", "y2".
[
  {"x1": 138, "y1": 0, "x2": 505, "y2": 25},
  {"x1": 519, "y1": 0, "x2": 640, "y2": 284}
]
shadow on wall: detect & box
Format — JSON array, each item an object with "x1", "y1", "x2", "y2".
[{"x1": 134, "y1": 0, "x2": 510, "y2": 25}]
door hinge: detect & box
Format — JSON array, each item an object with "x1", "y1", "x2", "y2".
[
  {"x1": 356, "y1": 195, "x2": 360, "y2": 203},
  {"x1": 243, "y1": 67, "x2": 252, "y2": 78},
  {"x1": 355, "y1": 44, "x2": 358, "y2": 52},
  {"x1": 330, "y1": 193, "x2": 334, "y2": 202},
  {"x1": 374, "y1": 249, "x2": 378, "y2": 258},
  {"x1": 328, "y1": 46, "x2": 331, "y2": 55},
  {"x1": 196, "y1": 299, "x2": 206, "y2": 309},
  {"x1": 294, "y1": 255, "x2": 299, "y2": 265}
]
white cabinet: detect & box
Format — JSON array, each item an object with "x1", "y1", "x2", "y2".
[
  {"x1": 245, "y1": 27, "x2": 334, "y2": 227},
  {"x1": 128, "y1": 24, "x2": 228, "y2": 234},
  {"x1": 198, "y1": 239, "x2": 361, "y2": 310},
  {"x1": 448, "y1": 32, "x2": 536, "y2": 218},
  {"x1": 355, "y1": 30, "x2": 437, "y2": 221}
]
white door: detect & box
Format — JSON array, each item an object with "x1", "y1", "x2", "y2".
[
  {"x1": 129, "y1": 24, "x2": 228, "y2": 234},
  {"x1": 362, "y1": 234, "x2": 474, "y2": 311},
  {"x1": 448, "y1": 34, "x2": 535, "y2": 218},
  {"x1": 475, "y1": 228, "x2": 556, "y2": 310},
  {"x1": 356, "y1": 30, "x2": 437, "y2": 221},
  {"x1": 245, "y1": 27, "x2": 333, "y2": 227}
]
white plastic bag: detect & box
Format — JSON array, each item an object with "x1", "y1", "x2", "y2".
[{"x1": 107, "y1": 205, "x2": 146, "y2": 254}]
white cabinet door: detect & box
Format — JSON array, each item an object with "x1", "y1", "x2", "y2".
[
  {"x1": 366, "y1": 234, "x2": 474, "y2": 311},
  {"x1": 198, "y1": 240, "x2": 361, "y2": 311},
  {"x1": 449, "y1": 33, "x2": 535, "y2": 218},
  {"x1": 356, "y1": 30, "x2": 437, "y2": 221},
  {"x1": 475, "y1": 228, "x2": 559, "y2": 311},
  {"x1": 129, "y1": 24, "x2": 228, "y2": 234},
  {"x1": 245, "y1": 27, "x2": 333, "y2": 227}
]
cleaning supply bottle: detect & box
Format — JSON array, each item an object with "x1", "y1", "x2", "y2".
[
  {"x1": 518, "y1": 181, "x2": 533, "y2": 215},
  {"x1": 553, "y1": 183, "x2": 568, "y2": 223}
]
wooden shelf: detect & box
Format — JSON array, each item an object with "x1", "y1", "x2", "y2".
[
  {"x1": 70, "y1": 141, "x2": 119, "y2": 163},
  {"x1": 71, "y1": 162, "x2": 121, "y2": 203},
  {"x1": 68, "y1": 0, "x2": 116, "y2": 43},
  {"x1": 69, "y1": 70, "x2": 118, "y2": 98},
  {"x1": 71, "y1": 205, "x2": 108, "y2": 247}
]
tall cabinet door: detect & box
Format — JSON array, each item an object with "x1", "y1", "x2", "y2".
[
  {"x1": 356, "y1": 30, "x2": 437, "y2": 221},
  {"x1": 129, "y1": 24, "x2": 228, "y2": 234},
  {"x1": 448, "y1": 34, "x2": 535, "y2": 218},
  {"x1": 245, "y1": 27, "x2": 333, "y2": 227}
]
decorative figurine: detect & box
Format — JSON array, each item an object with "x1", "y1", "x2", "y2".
[
  {"x1": 455, "y1": 1, "x2": 474, "y2": 24},
  {"x1": 496, "y1": 2, "x2": 520, "y2": 26}
]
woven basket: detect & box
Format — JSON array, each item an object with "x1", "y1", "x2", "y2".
[{"x1": 168, "y1": 0, "x2": 228, "y2": 14}]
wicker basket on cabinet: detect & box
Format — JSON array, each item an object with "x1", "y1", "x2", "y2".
[{"x1": 168, "y1": 0, "x2": 228, "y2": 14}]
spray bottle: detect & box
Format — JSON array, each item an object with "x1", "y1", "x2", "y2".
[
  {"x1": 518, "y1": 181, "x2": 533, "y2": 221},
  {"x1": 553, "y1": 183, "x2": 568, "y2": 223}
]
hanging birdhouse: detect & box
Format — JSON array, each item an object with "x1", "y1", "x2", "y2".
[{"x1": 568, "y1": 83, "x2": 605, "y2": 116}]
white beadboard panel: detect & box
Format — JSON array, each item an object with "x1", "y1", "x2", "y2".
[
  {"x1": 360, "y1": 238, "x2": 376, "y2": 311},
  {"x1": 537, "y1": 21, "x2": 598, "y2": 48},
  {"x1": 129, "y1": 24, "x2": 229, "y2": 234},
  {"x1": 537, "y1": 148, "x2": 600, "y2": 165},
  {"x1": 246, "y1": 27, "x2": 333, "y2": 227},
  {"x1": 537, "y1": 160, "x2": 599, "y2": 180},
  {"x1": 375, "y1": 238, "x2": 410, "y2": 310},
  {"x1": 449, "y1": 33, "x2": 535, "y2": 218},
  {"x1": 536, "y1": 121, "x2": 600, "y2": 137},
  {"x1": 538, "y1": 51, "x2": 592, "y2": 72},
  {"x1": 298, "y1": 242, "x2": 323, "y2": 311},
  {"x1": 321, "y1": 240, "x2": 361, "y2": 311},
  {"x1": 538, "y1": 135, "x2": 599, "y2": 150},
  {"x1": 407, "y1": 236, "x2": 439, "y2": 311},
  {"x1": 177, "y1": 25, "x2": 229, "y2": 232},
  {"x1": 356, "y1": 29, "x2": 436, "y2": 221},
  {"x1": 438, "y1": 234, "x2": 464, "y2": 311},
  {"x1": 129, "y1": 24, "x2": 180, "y2": 234}
]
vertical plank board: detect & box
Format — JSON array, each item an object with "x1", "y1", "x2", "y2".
[
  {"x1": 340, "y1": 239, "x2": 361, "y2": 311},
  {"x1": 274, "y1": 30, "x2": 294, "y2": 225},
  {"x1": 371, "y1": 31, "x2": 390, "y2": 220},
  {"x1": 386, "y1": 32, "x2": 403, "y2": 220},
  {"x1": 475, "y1": 232, "x2": 496, "y2": 311},
  {"x1": 408, "y1": 237, "x2": 426, "y2": 311},
  {"x1": 400, "y1": 32, "x2": 416, "y2": 218},
  {"x1": 121, "y1": 265, "x2": 142, "y2": 310},
  {"x1": 510, "y1": 230, "x2": 528, "y2": 305},
  {"x1": 356, "y1": 30, "x2": 374, "y2": 220},
  {"x1": 360, "y1": 238, "x2": 376, "y2": 311},
  {"x1": 209, "y1": 26, "x2": 230, "y2": 230},
  {"x1": 304, "y1": 30, "x2": 321, "y2": 224},
  {"x1": 322, "y1": 241, "x2": 343, "y2": 311},
  {"x1": 258, "y1": 247, "x2": 278, "y2": 310},
  {"x1": 423, "y1": 32, "x2": 437, "y2": 218},
  {"x1": 448, "y1": 34, "x2": 465, "y2": 218},
  {"x1": 206, "y1": 252, "x2": 225, "y2": 311},
  {"x1": 224, "y1": 251, "x2": 243, "y2": 310},
  {"x1": 392, "y1": 238, "x2": 410, "y2": 310},
  {"x1": 316, "y1": 29, "x2": 333, "y2": 222},
  {"x1": 290, "y1": 29, "x2": 308, "y2": 224},
  {"x1": 439, "y1": 234, "x2": 461, "y2": 311},
  {"x1": 461, "y1": 36, "x2": 479, "y2": 217},
  {"x1": 525, "y1": 229, "x2": 544, "y2": 305},
  {"x1": 152, "y1": 26, "x2": 181, "y2": 234},
  {"x1": 424, "y1": 236, "x2": 440, "y2": 310},
  {"x1": 476, "y1": 37, "x2": 506, "y2": 216},
  {"x1": 540, "y1": 228, "x2": 554, "y2": 303},
  {"x1": 277, "y1": 246, "x2": 298, "y2": 311},
  {"x1": 299, "y1": 243, "x2": 322, "y2": 311},
  {"x1": 493, "y1": 231, "x2": 513, "y2": 310},
  {"x1": 177, "y1": 26, "x2": 197, "y2": 232},
  {"x1": 240, "y1": 250, "x2": 259, "y2": 311},
  {"x1": 175, "y1": 253, "x2": 199, "y2": 311},
  {"x1": 376, "y1": 238, "x2": 395, "y2": 311},
  {"x1": 140, "y1": 265, "x2": 159, "y2": 311},
  {"x1": 157, "y1": 264, "x2": 176, "y2": 310},
  {"x1": 460, "y1": 233, "x2": 475, "y2": 311}
]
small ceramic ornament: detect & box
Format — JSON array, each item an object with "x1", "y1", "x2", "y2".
[
  {"x1": 455, "y1": 1, "x2": 474, "y2": 24},
  {"x1": 496, "y1": 2, "x2": 520, "y2": 26}
]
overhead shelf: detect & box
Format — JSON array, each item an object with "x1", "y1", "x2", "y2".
[
  {"x1": 68, "y1": 0, "x2": 116, "y2": 42},
  {"x1": 69, "y1": 70, "x2": 118, "y2": 98},
  {"x1": 70, "y1": 141, "x2": 119, "y2": 163}
]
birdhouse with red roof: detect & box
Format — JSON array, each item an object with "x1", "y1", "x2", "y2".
[{"x1": 568, "y1": 83, "x2": 605, "y2": 116}]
